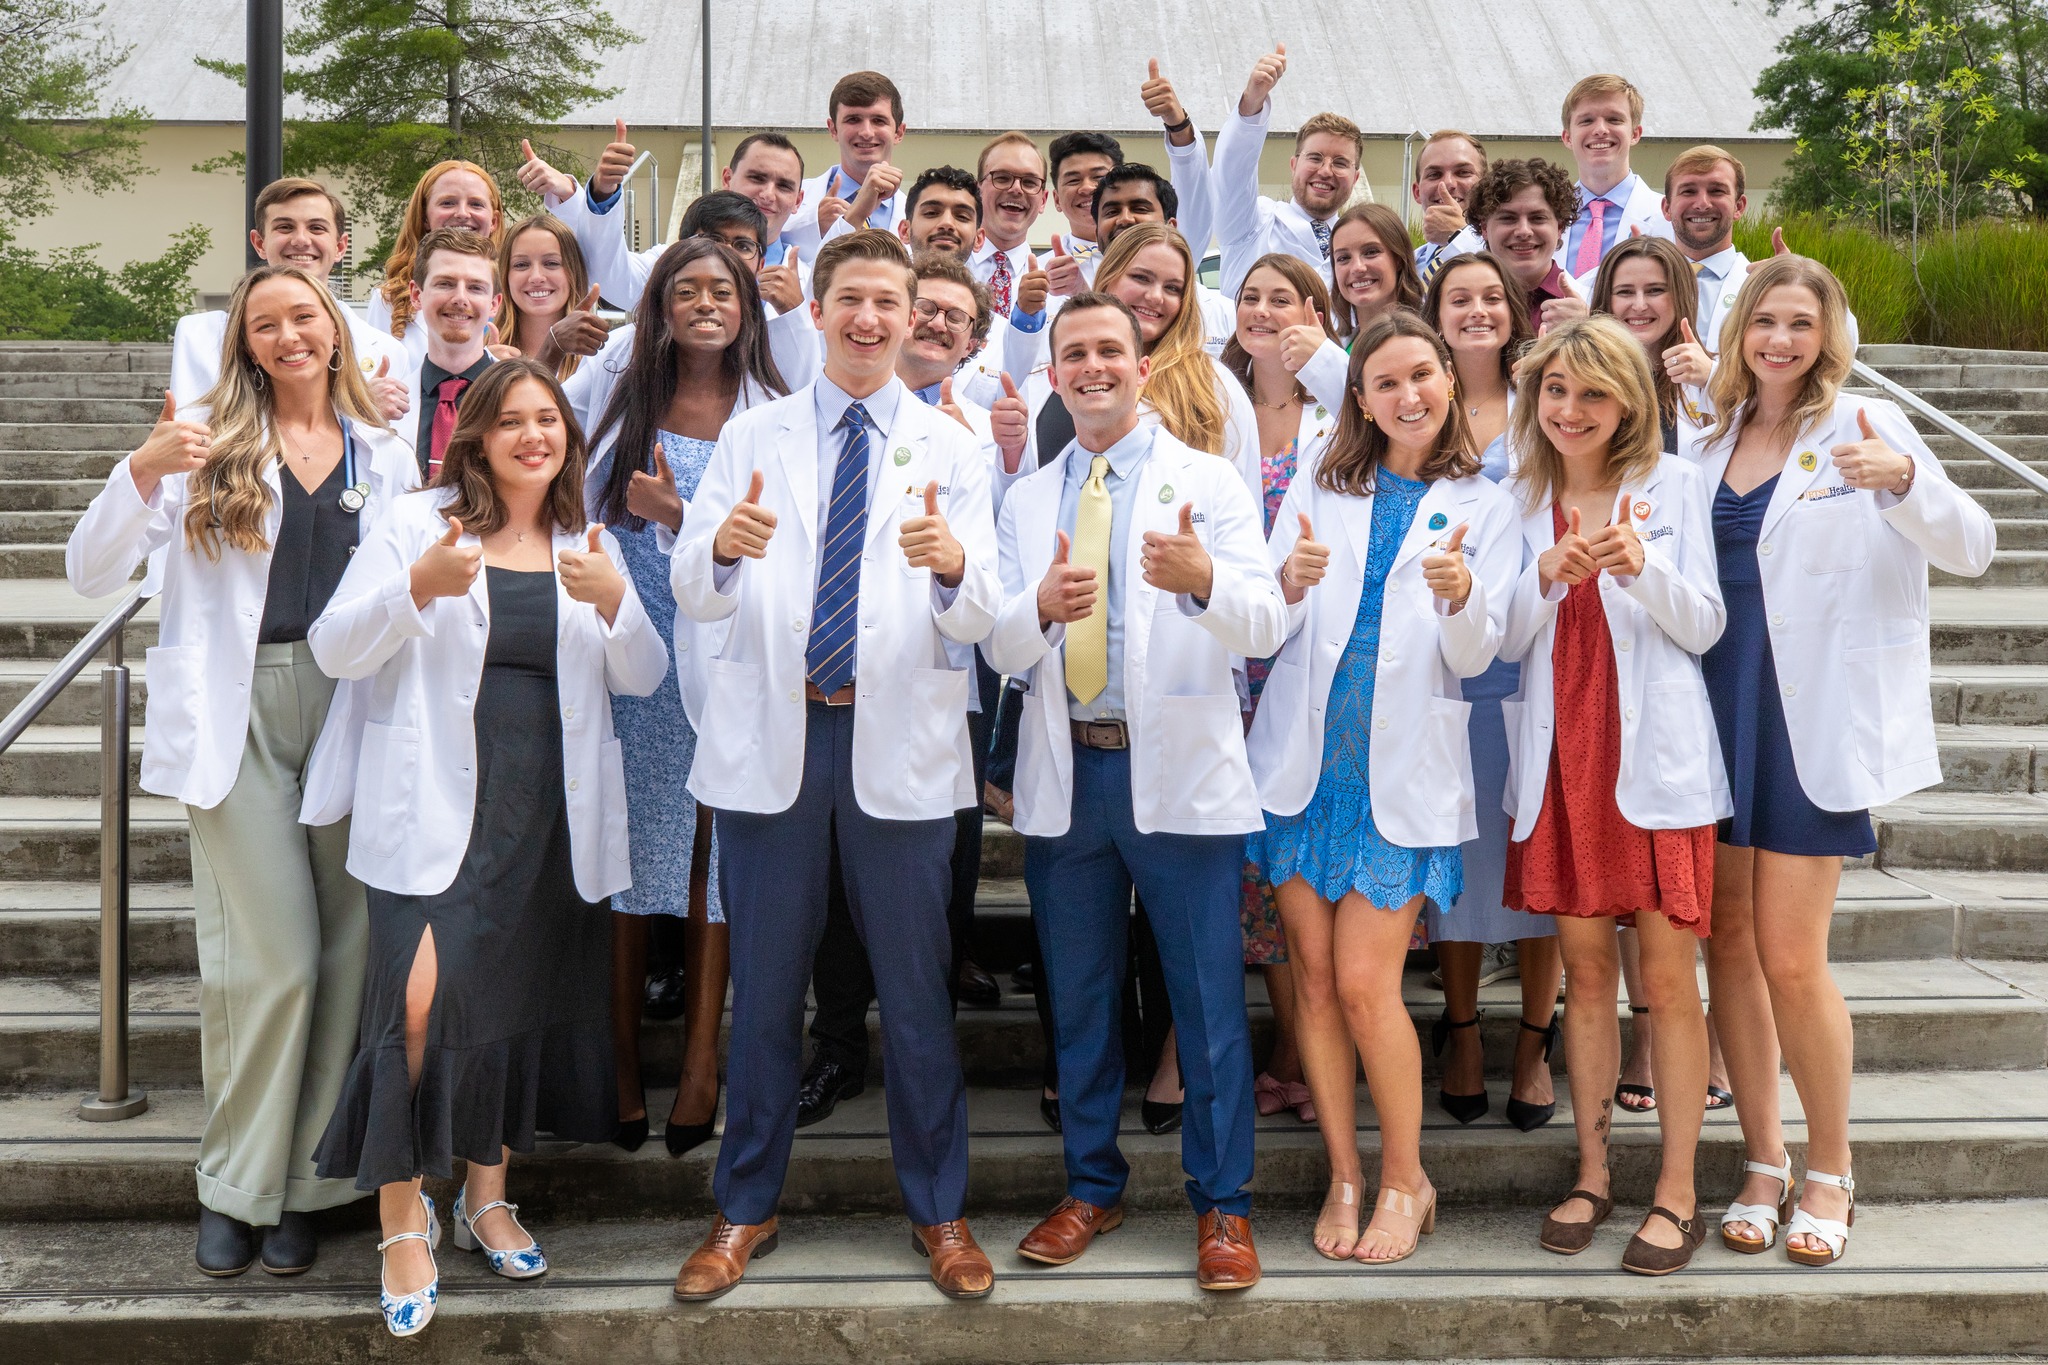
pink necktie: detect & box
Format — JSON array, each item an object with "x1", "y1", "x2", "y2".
[
  {"x1": 988, "y1": 250, "x2": 1014, "y2": 318},
  {"x1": 1573, "y1": 198, "x2": 1608, "y2": 277}
]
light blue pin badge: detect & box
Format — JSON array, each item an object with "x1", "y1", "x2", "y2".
[{"x1": 1428, "y1": 512, "x2": 1448, "y2": 531}]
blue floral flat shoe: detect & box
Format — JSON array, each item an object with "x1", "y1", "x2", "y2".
[
  {"x1": 452, "y1": 1188, "x2": 548, "y2": 1279},
  {"x1": 376, "y1": 1191, "x2": 441, "y2": 1338}
]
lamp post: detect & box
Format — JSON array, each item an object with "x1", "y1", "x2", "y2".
[
  {"x1": 700, "y1": 0, "x2": 714, "y2": 193},
  {"x1": 247, "y1": 0, "x2": 284, "y2": 268}
]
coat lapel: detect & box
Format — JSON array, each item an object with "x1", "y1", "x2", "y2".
[
  {"x1": 1757, "y1": 410, "x2": 1835, "y2": 541},
  {"x1": 867, "y1": 400, "x2": 932, "y2": 553},
  {"x1": 778, "y1": 397, "x2": 822, "y2": 551},
  {"x1": 1388, "y1": 476, "x2": 1472, "y2": 576}
]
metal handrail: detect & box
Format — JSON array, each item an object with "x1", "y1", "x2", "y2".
[
  {"x1": 620, "y1": 148, "x2": 661, "y2": 254},
  {"x1": 0, "y1": 583, "x2": 153, "y2": 1122},
  {"x1": 1853, "y1": 358, "x2": 2048, "y2": 499}
]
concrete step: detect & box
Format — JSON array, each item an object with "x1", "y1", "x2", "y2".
[
  {"x1": 1919, "y1": 432, "x2": 2048, "y2": 459},
  {"x1": 0, "y1": 658, "x2": 148, "y2": 726},
  {"x1": 0, "y1": 795, "x2": 190, "y2": 883},
  {"x1": 0, "y1": 397, "x2": 165, "y2": 424},
  {"x1": 3, "y1": 1069, "x2": 2046, "y2": 1223},
  {"x1": 1927, "y1": 587, "x2": 2048, "y2": 664},
  {"x1": 0, "y1": 510, "x2": 85, "y2": 544},
  {"x1": 1924, "y1": 722, "x2": 2048, "y2": 792},
  {"x1": 0, "y1": 424, "x2": 153, "y2": 452},
  {"x1": 1932, "y1": 456, "x2": 2048, "y2": 488},
  {"x1": 0, "y1": 450, "x2": 120, "y2": 480},
  {"x1": 1860, "y1": 387, "x2": 2048, "y2": 413},
  {"x1": 1929, "y1": 662, "x2": 2048, "y2": 724},
  {"x1": 0, "y1": 479, "x2": 101, "y2": 512},
  {"x1": 0, "y1": 580, "x2": 159, "y2": 659},
  {"x1": 1986, "y1": 518, "x2": 2048, "y2": 548},
  {"x1": 1907, "y1": 410, "x2": 2048, "y2": 438},
  {"x1": 1862, "y1": 342, "x2": 2048, "y2": 367},
  {"x1": 1934, "y1": 550, "x2": 2048, "y2": 587},
  {"x1": 3, "y1": 958, "x2": 2037, "y2": 1093},
  {"x1": 1865, "y1": 362, "x2": 2048, "y2": 390},
  {"x1": 0, "y1": 1202, "x2": 2041, "y2": 1363},
  {"x1": 0, "y1": 371, "x2": 169, "y2": 398},
  {"x1": 1874, "y1": 791, "x2": 2048, "y2": 872},
  {"x1": 0, "y1": 725, "x2": 142, "y2": 798},
  {"x1": 0, "y1": 346, "x2": 169, "y2": 374},
  {"x1": 0, "y1": 543, "x2": 74, "y2": 579}
]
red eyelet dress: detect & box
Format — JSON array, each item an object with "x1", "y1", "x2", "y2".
[{"x1": 1503, "y1": 505, "x2": 1715, "y2": 937}]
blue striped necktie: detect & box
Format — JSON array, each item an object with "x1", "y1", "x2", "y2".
[{"x1": 806, "y1": 402, "x2": 870, "y2": 694}]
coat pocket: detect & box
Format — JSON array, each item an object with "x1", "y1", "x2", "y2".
[
  {"x1": 1160, "y1": 693, "x2": 1252, "y2": 821},
  {"x1": 1417, "y1": 696, "x2": 1475, "y2": 819},
  {"x1": 1645, "y1": 678, "x2": 1715, "y2": 798},
  {"x1": 1843, "y1": 640, "x2": 1936, "y2": 777},
  {"x1": 691, "y1": 658, "x2": 761, "y2": 796},
  {"x1": 354, "y1": 722, "x2": 420, "y2": 857},
  {"x1": 1796, "y1": 497, "x2": 1871, "y2": 575},
  {"x1": 140, "y1": 645, "x2": 202, "y2": 779}
]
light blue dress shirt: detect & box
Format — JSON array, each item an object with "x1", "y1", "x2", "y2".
[
  {"x1": 1565, "y1": 174, "x2": 1636, "y2": 269},
  {"x1": 1055, "y1": 423, "x2": 1157, "y2": 723},
  {"x1": 1692, "y1": 244, "x2": 1744, "y2": 328}
]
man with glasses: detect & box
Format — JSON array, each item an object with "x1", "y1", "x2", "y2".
[{"x1": 970, "y1": 133, "x2": 1049, "y2": 319}]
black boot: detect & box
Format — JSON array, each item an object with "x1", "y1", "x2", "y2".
[
  {"x1": 260, "y1": 1209, "x2": 318, "y2": 1275},
  {"x1": 195, "y1": 1207, "x2": 257, "y2": 1277}
]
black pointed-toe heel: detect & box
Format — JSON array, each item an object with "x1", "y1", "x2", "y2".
[
  {"x1": 613, "y1": 1115, "x2": 650, "y2": 1153},
  {"x1": 1040, "y1": 1093, "x2": 1062, "y2": 1133},
  {"x1": 1431, "y1": 1010, "x2": 1489, "y2": 1124},
  {"x1": 1504, "y1": 1016, "x2": 1561, "y2": 1132},
  {"x1": 666, "y1": 1077, "x2": 722, "y2": 1158},
  {"x1": 1141, "y1": 1099, "x2": 1183, "y2": 1134}
]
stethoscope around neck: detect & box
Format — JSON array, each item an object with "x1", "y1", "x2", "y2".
[{"x1": 336, "y1": 420, "x2": 369, "y2": 513}]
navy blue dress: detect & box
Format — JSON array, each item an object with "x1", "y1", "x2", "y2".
[{"x1": 1700, "y1": 475, "x2": 1878, "y2": 857}]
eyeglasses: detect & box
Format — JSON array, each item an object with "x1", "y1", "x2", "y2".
[
  {"x1": 981, "y1": 171, "x2": 1046, "y2": 195},
  {"x1": 912, "y1": 298, "x2": 974, "y2": 332},
  {"x1": 697, "y1": 232, "x2": 761, "y2": 261}
]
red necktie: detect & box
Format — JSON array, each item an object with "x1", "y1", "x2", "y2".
[
  {"x1": 988, "y1": 250, "x2": 1014, "y2": 318},
  {"x1": 428, "y1": 376, "x2": 467, "y2": 481}
]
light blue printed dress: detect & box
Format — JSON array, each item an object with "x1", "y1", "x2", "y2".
[
  {"x1": 607, "y1": 431, "x2": 721, "y2": 920},
  {"x1": 1248, "y1": 467, "x2": 1464, "y2": 913}
]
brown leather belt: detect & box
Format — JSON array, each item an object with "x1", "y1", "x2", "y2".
[
  {"x1": 805, "y1": 681, "x2": 856, "y2": 706},
  {"x1": 1070, "y1": 718, "x2": 1129, "y2": 750}
]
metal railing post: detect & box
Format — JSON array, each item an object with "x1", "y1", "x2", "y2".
[{"x1": 79, "y1": 626, "x2": 145, "y2": 1121}]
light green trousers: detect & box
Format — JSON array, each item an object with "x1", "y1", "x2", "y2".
[{"x1": 186, "y1": 641, "x2": 367, "y2": 1225}]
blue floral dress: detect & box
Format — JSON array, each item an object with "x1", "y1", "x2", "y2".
[
  {"x1": 1248, "y1": 467, "x2": 1464, "y2": 914},
  {"x1": 608, "y1": 431, "x2": 722, "y2": 919}
]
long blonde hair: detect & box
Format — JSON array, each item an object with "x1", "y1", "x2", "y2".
[
  {"x1": 1704, "y1": 254, "x2": 1854, "y2": 448},
  {"x1": 380, "y1": 160, "x2": 505, "y2": 337},
  {"x1": 1509, "y1": 316, "x2": 1663, "y2": 513},
  {"x1": 493, "y1": 213, "x2": 590, "y2": 380},
  {"x1": 186, "y1": 266, "x2": 387, "y2": 560},
  {"x1": 1095, "y1": 223, "x2": 1224, "y2": 455}
]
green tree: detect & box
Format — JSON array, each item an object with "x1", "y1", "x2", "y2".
[
  {"x1": 0, "y1": 0, "x2": 147, "y2": 234},
  {"x1": 199, "y1": 0, "x2": 638, "y2": 270}
]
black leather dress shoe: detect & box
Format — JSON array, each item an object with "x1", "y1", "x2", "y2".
[
  {"x1": 795, "y1": 1056, "x2": 865, "y2": 1128},
  {"x1": 260, "y1": 1210, "x2": 317, "y2": 1275},
  {"x1": 644, "y1": 966, "x2": 688, "y2": 1021},
  {"x1": 1011, "y1": 961, "x2": 1037, "y2": 993},
  {"x1": 195, "y1": 1207, "x2": 257, "y2": 1277},
  {"x1": 956, "y1": 958, "x2": 1002, "y2": 1009}
]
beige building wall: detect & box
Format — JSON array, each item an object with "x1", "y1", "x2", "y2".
[{"x1": 16, "y1": 124, "x2": 1795, "y2": 302}]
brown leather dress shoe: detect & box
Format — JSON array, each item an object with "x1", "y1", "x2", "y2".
[
  {"x1": 912, "y1": 1219, "x2": 995, "y2": 1299},
  {"x1": 1195, "y1": 1208, "x2": 1260, "y2": 1291},
  {"x1": 673, "y1": 1214, "x2": 779, "y2": 1302},
  {"x1": 1017, "y1": 1196, "x2": 1125, "y2": 1266}
]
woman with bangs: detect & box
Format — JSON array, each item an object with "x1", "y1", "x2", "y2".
[
  {"x1": 494, "y1": 214, "x2": 593, "y2": 379},
  {"x1": 1220, "y1": 250, "x2": 1342, "y2": 1127},
  {"x1": 1247, "y1": 311, "x2": 1520, "y2": 1264},
  {"x1": 1288, "y1": 203, "x2": 1428, "y2": 414},
  {"x1": 309, "y1": 359, "x2": 666, "y2": 1336},
  {"x1": 1412, "y1": 252, "x2": 1564, "y2": 1132},
  {"x1": 64, "y1": 265, "x2": 417, "y2": 1277},
  {"x1": 1694, "y1": 257, "x2": 1993, "y2": 1267},
  {"x1": 567, "y1": 237, "x2": 789, "y2": 1158},
  {"x1": 370, "y1": 160, "x2": 507, "y2": 363},
  {"x1": 1497, "y1": 317, "x2": 1727, "y2": 1276}
]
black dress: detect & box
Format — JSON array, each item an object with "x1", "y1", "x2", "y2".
[{"x1": 317, "y1": 568, "x2": 616, "y2": 1188}]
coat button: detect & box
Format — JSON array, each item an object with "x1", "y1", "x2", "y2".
[
  {"x1": 788, "y1": 689, "x2": 800, "y2": 701},
  {"x1": 563, "y1": 705, "x2": 574, "y2": 720},
  {"x1": 569, "y1": 778, "x2": 579, "y2": 792},
  {"x1": 1375, "y1": 717, "x2": 1388, "y2": 730},
  {"x1": 1760, "y1": 542, "x2": 1774, "y2": 556},
  {"x1": 1783, "y1": 683, "x2": 1797, "y2": 697},
  {"x1": 1625, "y1": 706, "x2": 1637, "y2": 721},
  {"x1": 677, "y1": 638, "x2": 689, "y2": 651},
  {"x1": 1618, "y1": 638, "x2": 1632, "y2": 651},
  {"x1": 1770, "y1": 613, "x2": 1785, "y2": 626}
]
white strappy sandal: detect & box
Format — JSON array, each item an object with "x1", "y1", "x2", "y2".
[
  {"x1": 376, "y1": 1190, "x2": 442, "y2": 1338},
  {"x1": 1784, "y1": 1169, "x2": 1855, "y2": 1266},
  {"x1": 1720, "y1": 1154, "x2": 1794, "y2": 1253}
]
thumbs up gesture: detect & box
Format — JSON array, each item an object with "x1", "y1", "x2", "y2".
[
  {"x1": 1036, "y1": 529, "x2": 1099, "y2": 626},
  {"x1": 410, "y1": 516, "x2": 483, "y2": 607},
  {"x1": 1239, "y1": 42, "x2": 1288, "y2": 116},
  {"x1": 1422, "y1": 520, "x2": 1474, "y2": 607},
  {"x1": 1014, "y1": 252, "x2": 1050, "y2": 317},
  {"x1": 1045, "y1": 236, "x2": 1085, "y2": 297},
  {"x1": 933, "y1": 376, "x2": 972, "y2": 433},
  {"x1": 366, "y1": 353, "x2": 411, "y2": 422},
  {"x1": 559, "y1": 523, "x2": 628, "y2": 621},
  {"x1": 1280, "y1": 512, "x2": 1328, "y2": 602},
  {"x1": 591, "y1": 119, "x2": 637, "y2": 199},
  {"x1": 129, "y1": 389, "x2": 213, "y2": 498},
  {"x1": 1588, "y1": 497, "x2": 1645, "y2": 577},
  {"x1": 515, "y1": 137, "x2": 575, "y2": 203},
  {"x1": 898, "y1": 479, "x2": 966, "y2": 585},
  {"x1": 1140, "y1": 500, "x2": 1214, "y2": 597},
  {"x1": 757, "y1": 259, "x2": 803, "y2": 314},
  {"x1": 991, "y1": 372, "x2": 1029, "y2": 472},
  {"x1": 1141, "y1": 58, "x2": 1189, "y2": 137},
  {"x1": 1420, "y1": 178, "x2": 1466, "y2": 247},
  {"x1": 1830, "y1": 406, "x2": 1914, "y2": 494},
  {"x1": 1538, "y1": 269, "x2": 1589, "y2": 335},
  {"x1": 1278, "y1": 317, "x2": 1326, "y2": 374},
  {"x1": 1662, "y1": 315, "x2": 1715, "y2": 388},
  {"x1": 1539, "y1": 505, "x2": 1598, "y2": 590},
  {"x1": 714, "y1": 470, "x2": 777, "y2": 565},
  {"x1": 548, "y1": 283, "x2": 611, "y2": 359},
  {"x1": 848, "y1": 162, "x2": 904, "y2": 227},
  {"x1": 627, "y1": 439, "x2": 685, "y2": 531}
]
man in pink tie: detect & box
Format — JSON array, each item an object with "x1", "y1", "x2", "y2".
[
  {"x1": 406, "y1": 229, "x2": 499, "y2": 481},
  {"x1": 1556, "y1": 74, "x2": 1673, "y2": 284}
]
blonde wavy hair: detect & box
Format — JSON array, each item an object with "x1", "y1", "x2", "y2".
[
  {"x1": 1704, "y1": 254, "x2": 1855, "y2": 447},
  {"x1": 1094, "y1": 223, "x2": 1224, "y2": 455},
  {"x1": 379, "y1": 160, "x2": 505, "y2": 338},
  {"x1": 1509, "y1": 315, "x2": 1663, "y2": 513},
  {"x1": 187, "y1": 265, "x2": 387, "y2": 560}
]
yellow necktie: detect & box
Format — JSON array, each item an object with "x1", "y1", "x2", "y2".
[{"x1": 1066, "y1": 455, "x2": 1112, "y2": 705}]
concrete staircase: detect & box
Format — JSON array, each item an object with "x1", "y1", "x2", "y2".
[{"x1": 0, "y1": 340, "x2": 2044, "y2": 1361}]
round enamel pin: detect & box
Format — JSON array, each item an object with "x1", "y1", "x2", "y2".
[
  {"x1": 1314, "y1": 405, "x2": 1328, "y2": 419},
  {"x1": 1798, "y1": 451, "x2": 1818, "y2": 471},
  {"x1": 1633, "y1": 500, "x2": 1652, "y2": 521},
  {"x1": 1428, "y1": 512, "x2": 1448, "y2": 530},
  {"x1": 893, "y1": 447, "x2": 911, "y2": 466},
  {"x1": 1158, "y1": 484, "x2": 1174, "y2": 503}
]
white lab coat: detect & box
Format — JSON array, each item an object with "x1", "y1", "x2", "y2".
[
  {"x1": 670, "y1": 384, "x2": 1000, "y2": 820},
  {"x1": 306, "y1": 489, "x2": 666, "y2": 898},
  {"x1": 1498, "y1": 454, "x2": 1732, "y2": 839},
  {"x1": 362, "y1": 290, "x2": 430, "y2": 369},
  {"x1": 1248, "y1": 463, "x2": 1518, "y2": 847},
  {"x1": 1213, "y1": 100, "x2": 1359, "y2": 300},
  {"x1": 64, "y1": 417, "x2": 420, "y2": 817},
  {"x1": 1551, "y1": 173, "x2": 1673, "y2": 274},
  {"x1": 984, "y1": 429, "x2": 1288, "y2": 837},
  {"x1": 786, "y1": 167, "x2": 908, "y2": 260},
  {"x1": 1009, "y1": 352, "x2": 1260, "y2": 505},
  {"x1": 1692, "y1": 394, "x2": 1995, "y2": 811},
  {"x1": 1164, "y1": 120, "x2": 1219, "y2": 260}
]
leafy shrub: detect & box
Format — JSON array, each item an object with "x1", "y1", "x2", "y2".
[
  {"x1": 0, "y1": 225, "x2": 210, "y2": 341},
  {"x1": 1733, "y1": 216, "x2": 1923, "y2": 344}
]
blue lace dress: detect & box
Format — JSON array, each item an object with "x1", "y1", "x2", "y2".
[
  {"x1": 608, "y1": 431, "x2": 722, "y2": 919},
  {"x1": 1248, "y1": 467, "x2": 1465, "y2": 914}
]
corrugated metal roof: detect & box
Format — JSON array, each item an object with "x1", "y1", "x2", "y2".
[{"x1": 106, "y1": 1, "x2": 1798, "y2": 140}]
